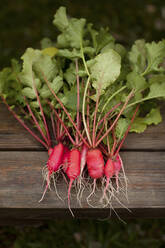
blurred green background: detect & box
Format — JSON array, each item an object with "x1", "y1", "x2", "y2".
[
  {"x1": 0, "y1": 0, "x2": 165, "y2": 247},
  {"x1": 0, "y1": 0, "x2": 165, "y2": 69},
  {"x1": 1, "y1": 219, "x2": 165, "y2": 248}
]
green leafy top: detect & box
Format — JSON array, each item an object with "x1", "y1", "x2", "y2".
[{"x1": 0, "y1": 6, "x2": 165, "y2": 139}]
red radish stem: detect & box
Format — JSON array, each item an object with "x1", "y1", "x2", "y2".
[
  {"x1": 87, "y1": 89, "x2": 90, "y2": 135},
  {"x1": 50, "y1": 111, "x2": 57, "y2": 141},
  {"x1": 47, "y1": 101, "x2": 76, "y2": 146},
  {"x1": 92, "y1": 88, "x2": 101, "y2": 147},
  {"x1": 18, "y1": 105, "x2": 36, "y2": 126},
  {"x1": 42, "y1": 71, "x2": 90, "y2": 148},
  {"x1": 104, "y1": 118, "x2": 111, "y2": 155},
  {"x1": 56, "y1": 110, "x2": 60, "y2": 140},
  {"x1": 24, "y1": 96, "x2": 50, "y2": 147},
  {"x1": 80, "y1": 46, "x2": 92, "y2": 146},
  {"x1": 1, "y1": 96, "x2": 48, "y2": 149},
  {"x1": 31, "y1": 76, "x2": 51, "y2": 147},
  {"x1": 95, "y1": 90, "x2": 134, "y2": 147},
  {"x1": 39, "y1": 142, "x2": 64, "y2": 202},
  {"x1": 95, "y1": 102, "x2": 122, "y2": 144},
  {"x1": 95, "y1": 120, "x2": 106, "y2": 143},
  {"x1": 66, "y1": 149, "x2": 81, "y2": 216},
  {"x1": 110, "y1": 121, "x2": 117, "y2": 157},
  {"x1": 99, "y1": 143, "x2": 108, "y2": 157},
  {"x1": 114, "y1": 105, "x2": 139, "y2": 157},
  {"x1": 96, "y1": 102, "x2": 121, "y2": 130}
]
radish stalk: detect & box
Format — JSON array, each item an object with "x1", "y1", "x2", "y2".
[
  {"x1": 95, "y1": 90, "x2": 134, "y2": 147},
  {"x1": 1, "y1": 96, "x2": 48, "y2": 149},
  {"x1": 42, "y1": 71, "x2": 90, "y2": 148},
  {"x1": 50, "y1": 111, "x2": 56, "y2": 141},
  {"x1": 82, "y1": 77, "x2": 92, "y2": 146},
  {"x1": 24, "y1": 96, "x2": 50, "y2": 146},
  {"x1": 66, "y1": 149, "x2": 81, "y2": 217},
  {"x1": 92, "y1": 88, "x2": 101, "y2": 147},
  {"x1": 75, "y1": 59, "x2": 80, "y2": 145},
  {"x1": 32, "y1": 77, "x2": 51, "y2": 147},
  {"x1": 47, "y1": 101, "x2": 76, "y2": 146},
  {"x1": 114, "y1": 105, "x2": 139, "y2": 157}
]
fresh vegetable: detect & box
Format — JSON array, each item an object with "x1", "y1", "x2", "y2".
[
  {"x1": 0, "y1": 6, "x2": 165, "y2": 215},
  {"x1": 86, "y1": 149, "x2": 104, "y2": 179},
  {"x1": 103, "y1": 158, "x2": 115, "y2": 196},
  {"x1": 62, "y1": 145, "x2": 70, "y2": 173},
  {"x1": 66, "y1": 148, "x2": 81, "y2": 216},
  {"x1": 39, "y1": 142, "x2": 64, "y2": 202}
]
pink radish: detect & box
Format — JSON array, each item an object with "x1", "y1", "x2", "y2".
[
  {"x1": 66, "y1": 149, "x2": 81, "y2": 215},
  {"x1": 47, "y1": 143, "x2": 64, "y2": 173},
  {"x1": 39, "y1": 142, "x2": 64, "y2": 202},
  {"x1": 104, "y1": 158, "x2": 115, "y2": 190},
  {"x1": 86, "y1": 149, "x2": 104, "y2": 179},
  {"x1": 86, "y1": 148, "x2": 104, "y2": 205},
  {"x1": 62, "y1": 146, "x2": 70, "y2": 173}
]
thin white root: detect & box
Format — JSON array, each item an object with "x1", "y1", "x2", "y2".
[
  {"x1": 39, "y1": 172, "x2": 51, "y2": 202},
  {"x1": 87, "y1": 179, "x2": 98, "y2": 208},
  {"x1": 52, "y1": 174, "x2": 64, "y2": 202}
]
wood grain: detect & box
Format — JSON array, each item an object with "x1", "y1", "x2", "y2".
[
  {"x1": 0, "y1": 151, "x2": 165, "y2": 220},
  {"x1": 0, "y1": 103, "x2": 165, "y2": 150},
  {"x1": 0, "y1": 101, "x2": 165, "y2": 221}
]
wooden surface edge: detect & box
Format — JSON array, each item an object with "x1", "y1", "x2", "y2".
[{"x1": 0, "y1": 103, "x2": 165, "y2": 150}]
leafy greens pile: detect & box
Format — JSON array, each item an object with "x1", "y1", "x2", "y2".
[{"x1": 0, "y1": 7, "x2": 165, "y2": 210}]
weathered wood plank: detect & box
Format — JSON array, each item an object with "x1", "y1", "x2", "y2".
[
  {"x1": 0, "y1": 151, "x2": 165, "y2": 219},
  {"x1": 0, "y1": 104, "x2": 165, "y2": 150},
  {"x1": 0, "y1": 104, "x2": 43, "y2": 150}
]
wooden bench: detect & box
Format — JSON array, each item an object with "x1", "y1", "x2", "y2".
[{"x1": 0, "y1": 103, "x2": 165, "y2": 225}]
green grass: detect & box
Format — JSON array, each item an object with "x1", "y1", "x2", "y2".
[{"x1": 0, "y1": 219, "x2": 165, "y2": 248}]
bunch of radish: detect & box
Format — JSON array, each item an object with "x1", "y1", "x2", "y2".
[{"x1": 0, "y1": 6, "x2": 165, "y2": 216}]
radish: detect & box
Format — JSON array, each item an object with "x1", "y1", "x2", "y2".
[
  {"x1": 85, "y1": 148, "x2": 104, "y2": 206},
  {"x1": 66, "y1": 148, "x2": 81, "y2": 216},
  {"x1": 47, "y1": 143, "x2": 64, "y2": 173},
  {"x1": 62, "y1": 146, "x2": 70, "y2": 173},
  {"x1": 39, "y1": 142, "x2": 64, "y2": 202},
  {"x1": 99, "y1": 157, "x2": 115, "y2": 205},
  {"x1": 104, "y1": 158, "x2": 115, "y2": 193},
  {"x1": 86, "y1": 149, "x2": 104, "y2": 179}
]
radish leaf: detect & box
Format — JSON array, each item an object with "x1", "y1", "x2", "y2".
[
  {"x1": 89, "y1": 49, "x2": 121, "y2": 92},
  {"x1": 126, "y1": 71, "x2": 147, "y2": 91},
  {"x1": 130, "y1": 108, "x2": 162, "y2": 133},
  {"x1": 143, "y1": 40, "x2": 165, "y2": 75}
]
